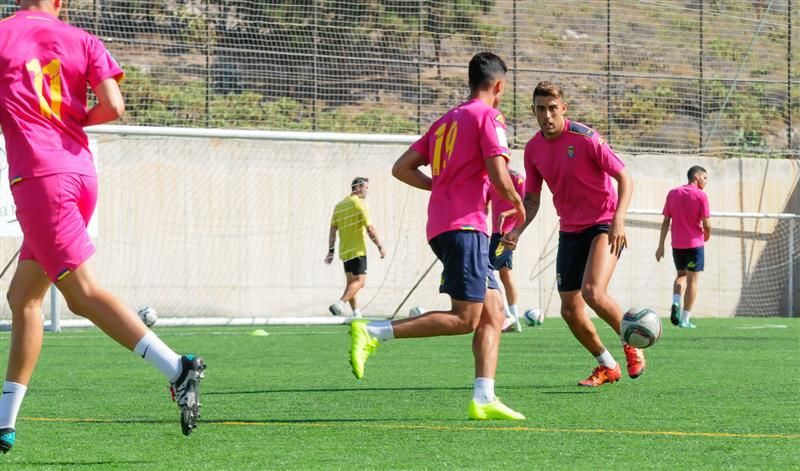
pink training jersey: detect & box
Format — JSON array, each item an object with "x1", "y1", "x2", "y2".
[
  {"x1": 0, "y1": 10, "x2": 124, "y2": 184},
  {"x1": 524, "y1": 119, "x2": 625, "y2": 233},
  {"x1": 411, "y1": 98, "x2": 510, "y2": 240},
  {"x1": 662, "y1": 183, "x2": 710, "y2": 249},
  {"x1": 489, "y1": 170, "x2": 525, "y2": 234}
]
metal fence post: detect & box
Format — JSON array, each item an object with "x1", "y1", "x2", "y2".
[{"x1": 49, "y1": 285, "x2": 60, "y2": 332}]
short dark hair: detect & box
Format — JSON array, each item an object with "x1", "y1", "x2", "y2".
[
  {"x1": 468, "y1": 52, "x2": 507, "y2": 91},
  {"x1": 351, "y1": 176, "x2": 369, "y2": 190},
  {"x1": 533, "y1": 81, "x2": 564, "y2": 100},
  {"x1": 687, "y1": 166, "x2": 707, "y2": 182}
]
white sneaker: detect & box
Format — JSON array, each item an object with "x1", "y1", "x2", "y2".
[
  {"x1": 502, "y1": 313, "x2": 522, "y2": 333},
  {"x1": 329, "y1": 303, "x2": 345, "y2": 316}
]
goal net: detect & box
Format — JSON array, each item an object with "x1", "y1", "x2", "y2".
[{"x1": 0, "y1": 128, "x2": 796, "y2": 328}]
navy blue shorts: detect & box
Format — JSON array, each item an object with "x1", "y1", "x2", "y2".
[
  {"x1": 489, "y1": 233, "x2": 513, "y2": 270},
  {"x1": 343, "y1": 256, "x2": 367, "y2": 275},
  {"x1": 429, "y1": 230, "x2": 499, "y2": 302},
  {"x1": 556, "y1": 224, "x2": 613, "y2": 292},
  {"x1": 673, "y1": 247, "x2": 704, "y2": 272}
]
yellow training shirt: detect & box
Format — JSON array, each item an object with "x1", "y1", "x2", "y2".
[{"x1": 331, "y1": 195, "x2": 371, "y2": 260}]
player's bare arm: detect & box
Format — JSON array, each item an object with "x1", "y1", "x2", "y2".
[
  {"x1": 702, "y1": 217, "x2": 712, "y2": 241},
  {"x1": 609, "y1": 168, "x2": 633, "y2": 257},
  {"x1": 501, "y1": 191, "x2": 540, "y2": 250},
  {"x1": 392, "y1": 148, "x2": 432, "y2": 191},
  {"x1": 84, "y1": 77, "x2": 125, "y2": 126},
  {"x1": 655, "y1": 215, "x2": 671, "y2": 261},
  {"x1": 485, "y1": 156, "x2": 525, "y2": 227},
  {"x1": 367, "y1": 225, "x2": 386, "y2": 258},
  {"x1": 497, "y1": 208, "x2": 517, "y2": 234},
  {"x1": 324, "y1": 224, "x2": 337, "y2": 264}
]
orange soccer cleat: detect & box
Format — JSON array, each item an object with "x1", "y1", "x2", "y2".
[
  {"x1": 623, "y1": 343, "x2": 646, "y2": 379},
  {"x1": 577, "y1": 364, "x2": 621, "y2": 387}
]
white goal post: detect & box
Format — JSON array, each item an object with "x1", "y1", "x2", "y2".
[{"x1": 0, "y1": 126, "x2": 796, "y2": 330}]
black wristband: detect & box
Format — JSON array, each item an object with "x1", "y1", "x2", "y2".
[{"x1": 328, "y1": 247, "x2": 334, "y2": 254}]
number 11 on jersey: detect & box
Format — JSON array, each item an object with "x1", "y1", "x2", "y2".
[{"x1": 26, "y1": 58, "x2": 62, "y2": 121}]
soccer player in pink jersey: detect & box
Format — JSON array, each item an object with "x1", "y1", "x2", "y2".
[
  {"x1": 349, "y1": 52, "x2": 526, "y2": 420},
  {"x1": 656, "y1": 166, "x2": 711, "y2": 329},
  {"x1": 488, "y1": 168, "x2": 525, "y2": 333},
  {"x1": 0, "y1": 1, "x2": 205, "y2": 452},
  {"x1": 503, "y1": 81, "x2": 645, "y2": 387}
]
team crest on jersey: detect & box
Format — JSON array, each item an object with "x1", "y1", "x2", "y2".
[
  {"x1": 495, "y1": 114, "x2": 506, "y2": 125},
  {"x1": 567, "y1": 146, "x2": 575, "y2": 158}
]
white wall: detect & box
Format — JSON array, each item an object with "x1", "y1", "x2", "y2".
[{"x1": 0, "y1": 136, "x2": 797, "y2": 319}]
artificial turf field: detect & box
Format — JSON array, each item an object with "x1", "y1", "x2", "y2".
[{"x1": 0, "y1": 317, "x2": 797, "y2": 469}]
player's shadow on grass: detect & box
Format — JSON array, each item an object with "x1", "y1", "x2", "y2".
[
  {"x1": 205, "y1": 386, "x2": 474, "y2": 395},
  {"x1": 26, "y1": 460, "x2": 155, "y2": 466},
  {"x1": 206, "y1": 384, "x2": 591, "y2": 396},
  {"x1": 204, "y1": 418, "x2": 418, "y2": 424}
]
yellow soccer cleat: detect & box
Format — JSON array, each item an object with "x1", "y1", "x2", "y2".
[
  {"x1": 468, "y1": 399, "x2": 526, "y2": 420},
  {"x1": 349, "y1": 320, "x2": 379, "y2": 379}
]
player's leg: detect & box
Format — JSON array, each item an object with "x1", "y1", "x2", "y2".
[
  {"x1": 330, "y1": 258, "x2": 366, "y2": 316},
  {"x1": 349, "y1": 231, "x2": 491, "y2": 378},
  {"x1": 557, "y1": 229, "x2": 621, "y2": 386},
  {"x1": 498, "y1": 267, "x2": 521, "y2": 332},
  {"x1": 46, "y1": 174, "x2": 204, "y2": 435},
  {"x1": 467, "y1": 287, "x2": 524, "y2": 420},
  {"x1": 0, "y1": 260, "x2": 51, "y2": 453},
  {"x1": 680, "y1": 247, "x2": 703, "y2": 328},
  {"x1": 671, "y1": 248, "x2": 689, "y2": 326},
  {"x1": 582, "y1": 229, "x2": 645, "y2": 379},
  {"x1": 346, "y1": 274, "x2": 367, "y2": 318}
]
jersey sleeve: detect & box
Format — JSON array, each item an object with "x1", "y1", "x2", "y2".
[
  {"x1": 524, "y1": 143, "x2": 543, "y2": 194},
  {"x1": 701, "y1": 192, "x2": 710, "y2": 218},
  {"x1": 86, "y1": 35, "x2": 124, "y2": 87},
  {"x1": 479, "y1": 111, "x2": 510, "y2": 161},
  {"x1": 662, "y1": 191, "x2": 673, "y2": 217},
  {"x1": 360, "y1": 201, "x2": 372, "y2": 227},
  {"x1": 330, "y1": 205, "x2": 339, "y2": 227},
  {"x1": 589, "y1": 134, "x2": 625, "y2": 177},
  {"x1": 410, "y1": 126, "x2": 432, "y2": 165}
]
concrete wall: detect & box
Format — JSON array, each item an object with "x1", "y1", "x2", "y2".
[{"x1": 0, "y1": 136, "x2": 797, "y2": 319}]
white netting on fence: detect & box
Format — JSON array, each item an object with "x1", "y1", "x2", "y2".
[{"x1": 2, "y1": 0, "x2": 795, "y2": 156}]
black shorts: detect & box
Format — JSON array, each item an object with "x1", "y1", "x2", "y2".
[
  {"x1": 343, "y1": 256, "x2": 367, "y2": 275},
  {"x1": 673, "y1": 247, "x2": 704, "y2": 272},
  {"x1": 489, "y1": 233, "x2": 513, "y2": 270},
  {"x1": 556, "y1": 224, "x2": 614, "y2": 292},
  {"x1": 429, "y1": 230, "x2": 499, "y2": 302}
]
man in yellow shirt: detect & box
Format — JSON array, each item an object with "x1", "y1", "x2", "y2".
[{"x1": 325, "y1": 177, "x2": 386, "y2": 317}]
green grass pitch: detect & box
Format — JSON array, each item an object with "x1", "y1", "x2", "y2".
[{"x1": 1, "y1": 318, "x2": 798, "y2": 469}]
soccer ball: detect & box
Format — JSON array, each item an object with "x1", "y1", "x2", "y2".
[
  {"x1": 523, "y1": 308, "x2": 543, "y2": 326},
  {"x1": 137, "y1": 306, "x2": 158, "y2": 328},
  {"x1": 620, "y1": 307, "x2": 662, "y2": 348},
  {"x1": 408, "y1": 306, "x2": 426, "y2": 318}
]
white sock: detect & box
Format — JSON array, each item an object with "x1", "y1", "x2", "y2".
[
  {"x1": 672, "y1": 294, "x2": 681, "y2": 306},
  {"x1": 595, "y1": 349, "x2": 617, "y2": 369},
  {"x1": 366, "y1": 320, "x2": 394, "y2": 342},
  {"x1": 336, "y1": 300, "x2": 346, "y2": 308},
  {"x1": 503, "y1": 305, "x2": 512, "y2": 318},
  {"x1": 473, "y1": 377, "x2": 496, "y2": 404},
  {"x1": 353, "y1": 309, "x2": 362, "y2": 318},
  {"x1": 133, "y1": 331, "x2": 182, "y2": 382},
  {"x1": 681, "y1": 310, "x2": 691, "y2": 324},
  {"x1": 0, "y1": 381, "x2": 27, "y2": 429},
  {"x1": 509, "y1": 305, "x2": 518, "y2": 317}
]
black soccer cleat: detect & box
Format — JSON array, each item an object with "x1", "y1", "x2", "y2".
[
  {"x1": 170, "y1": 355, "x2": 206, "y2": 436},
  {"x1": 0, "y1": 427, "x2": 15, "y2": 454},
  {"x1": 670, "y1": 303, "x2": 680, "y2": 326}
]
